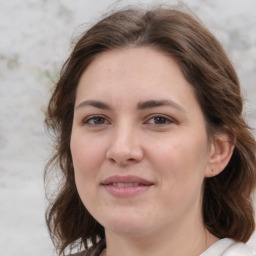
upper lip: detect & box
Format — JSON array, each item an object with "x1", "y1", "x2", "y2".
[{"x1": 101, "y1": 175, "x2": 153, "y2": 185}]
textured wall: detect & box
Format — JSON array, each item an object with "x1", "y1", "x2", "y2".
[{"x1": 0, "y1": 0, "x2": 255, "y2": 255}]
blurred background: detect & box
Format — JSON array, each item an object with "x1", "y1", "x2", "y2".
[{"x1": 0, "y1": 0, "x2": 255, "y2": 255}]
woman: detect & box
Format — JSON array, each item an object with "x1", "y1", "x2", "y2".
[{"x1": 45, "y1": 6, "x2": 256, "y2": 256}]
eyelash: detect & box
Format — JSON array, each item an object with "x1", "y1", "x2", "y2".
[
  {"x1": 82, "y1": 115, "x2": 109, "y2": 126},
  {"x1": 81, "y1": 114, "x2": 175, "y2": 127},
  {"x1": 145, "y1": 114, "x2": 174, "y2": 126}
]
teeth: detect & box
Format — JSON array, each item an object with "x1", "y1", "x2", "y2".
[{"x1": 113, "y1": 183, "x2": 140, "y2": 187}]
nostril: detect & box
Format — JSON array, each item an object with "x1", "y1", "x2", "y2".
[
  {"x1": 109, "y1": 158, "x2": 116, "y2": 164},
  {"x1": 107, "y1": 156, "x2": 137, "y2": 166}
]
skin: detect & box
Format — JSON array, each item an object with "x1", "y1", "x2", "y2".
[{"x1": 70, "y1": 47, "x2": 233, "y2": 256}]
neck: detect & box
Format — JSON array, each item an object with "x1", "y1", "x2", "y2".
[{"x1": 104, "y1": 219, "x2": 218, "y2": 256}]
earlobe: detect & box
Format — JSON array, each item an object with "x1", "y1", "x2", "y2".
[{"x1": 205, "y1": 133, "x2": 235, "y2": 178}]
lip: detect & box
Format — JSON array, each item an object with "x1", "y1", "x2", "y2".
[
  {"x1": 102, "y1": 175, "x2": 153, "y2": 185},
  {"x1": 101, "y1": 175, "x2": 154, "y2": 197}
]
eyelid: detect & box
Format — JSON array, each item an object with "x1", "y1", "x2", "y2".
[
  {"x1": 144, "y1": 114, "x2": 176, "y2": 125},
  {"x1": 81, "y1": 114, "x2": 110, "y2": 126},
  {"x1": 80, "y1": 113, "x2": 176, "y2": 127}
]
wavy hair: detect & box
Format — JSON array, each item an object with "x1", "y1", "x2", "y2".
[{"x1": 45, "y1": 6, "x2": 256, "y2": 255}]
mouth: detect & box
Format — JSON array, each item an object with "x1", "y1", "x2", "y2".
[
  {"x1": 111, "y1": 182, "x2": 147, "y2": 187},
  {"x1": 101, "y1": 175, "x2": 153, "y2": 197}
]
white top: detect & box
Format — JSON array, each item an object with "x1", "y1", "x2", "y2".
[
  {"x1": 72, "y1": 238, "x2": 256, "y2": 256},
  {"x1": 200, "y1": 238, "x2": 256, "y2": 256}
]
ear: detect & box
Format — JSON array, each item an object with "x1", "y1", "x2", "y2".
[{"x1": 205, "y1": 132, "x2": 235, "y2": 178}]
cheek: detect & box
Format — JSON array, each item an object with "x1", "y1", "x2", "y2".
[
  {"x1": 71, "y1": 133, "x2": 106, "y2": 175},
  {"x1": 156, "y1": 139, "x2": 207, "y2": 213},
  {"x1": 151, "y1": 134, "x2": 209, "y2": 188},
  {"x1": 70, "y1": 134, "x2": 106, "y2": 202}
]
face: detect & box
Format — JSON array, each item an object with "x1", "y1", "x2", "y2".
[{"x1": 70, "y1": 47, "x2": 213, "y2": 238}]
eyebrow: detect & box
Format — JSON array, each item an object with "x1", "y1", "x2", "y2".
[
  {"x1": 137, "y1": 99, "x2": 184, "y2": 111},
  {"x1": 76, "y1": 100, "x2": 111, "y2": 110},
  {"x1": 76, "y1": 99, "x2": 185, "y2": 112}
]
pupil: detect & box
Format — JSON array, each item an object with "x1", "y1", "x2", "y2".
[
  {"x1": 155, "y1": 116, "x2": 165, "y2": 124},
  {"x1": 94, "y1": 117, "x2": 104, "y2": 124}
]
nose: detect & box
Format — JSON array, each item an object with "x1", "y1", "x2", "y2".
[{"x1": 106, "y1": 123, "x2": 144, "y2": 166}]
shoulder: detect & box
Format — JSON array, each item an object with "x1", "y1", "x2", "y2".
[
  {"x1": 68, "y1": 249, "x2": 96, "y2": 256},
  {"x1": 70, "y1": 252, "x2": 86, "y2": 256},
  {"x1": 201, "y1": 238, "x2": 256, "y2": 256},
  {"x1": 69, "y1": 239, "x2": 106, "y2": 256},
  {"x1": 223, "y1": 242, "x2": 256, "y2": 256}
]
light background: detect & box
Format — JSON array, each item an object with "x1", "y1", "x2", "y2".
[{"x1": 0, "y1": 0, "x2": 255, "y2": 255}]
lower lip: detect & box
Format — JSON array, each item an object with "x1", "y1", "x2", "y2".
[{"x1": 102, "y1": 185, "x2": 152, "y2": 197}]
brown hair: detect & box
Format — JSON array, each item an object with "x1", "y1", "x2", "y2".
[{"x1": 45, "y1": 6, "x2": 256, "y2": 255}]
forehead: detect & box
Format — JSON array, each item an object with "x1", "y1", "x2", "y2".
[
  {"x1": 75, "y1": 46, "x2": 202, "y2": 116},
  {"x1": 82, "y1": 47, "x2": 173, "y2": 85}
]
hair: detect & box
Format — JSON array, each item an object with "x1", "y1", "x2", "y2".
[{"x1": 45, "y1": 6, "x2": 256, "y2": 255}]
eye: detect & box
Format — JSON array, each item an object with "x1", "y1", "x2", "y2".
[
  {"x1": 146, "y1": 115, "x2": 174, "y2": 126},
  {"x1": 82, "y1": 115, "x2": 109, "y2": 126}
]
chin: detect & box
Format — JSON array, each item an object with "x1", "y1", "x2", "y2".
[{"x1": 100, "y1": 212, "x2": 150, "y2": 237}]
